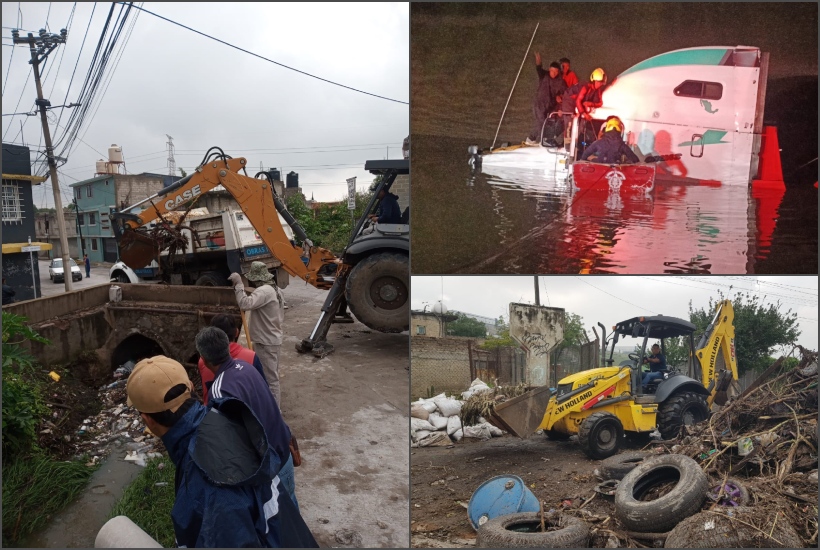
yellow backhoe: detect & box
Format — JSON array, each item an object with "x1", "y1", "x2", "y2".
[{"x1": 491, "y1": 300, "x2": 738, "y2": 459}]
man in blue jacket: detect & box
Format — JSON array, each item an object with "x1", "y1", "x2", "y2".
[
  {"x1": 126, "y1": 355, "x2": 317, "y2": 547},
  {"x1": 196, "y1": 326, "x2": 298, "y2": 509},
  {"x1": 368, "y1": 187, "x2": 402, "y2": 225}
]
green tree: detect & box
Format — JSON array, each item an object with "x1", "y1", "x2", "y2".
[
  {"x1": 553, "y1": 312, "x2": 587, "y2": 364},
  {"x1": 689, "y1": 291, "x2": 800, "y2": 376},
  {"x1": 178, "y1": 167, "x2": 187, "y2": 178},
  {"x1": 481, "y1": 327, "x2": 516, "y2": 350},
  {"x1": 285, "y1": 188, "x2": 376, "y2": 255},
  {"x1": 446, "y1": 313, "x2": 487, "y2": 338}
]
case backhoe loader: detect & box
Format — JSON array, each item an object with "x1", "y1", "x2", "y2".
[
  {"x1": 490, "y1": 300, "x2": 738, "y2": 459},
  {"x1": 110, "y1": 148, "x2": 408, "y2": 357}
]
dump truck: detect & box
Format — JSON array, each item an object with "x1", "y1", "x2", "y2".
[
  {"x1": 111, "y1": 148, "x2": 409, "y2": 357},
  {"x1": 490, "y1": 300, "x2": 738, "y2": 458}
]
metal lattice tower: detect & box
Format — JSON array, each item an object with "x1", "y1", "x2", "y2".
[{"x1": 166, "y1": 134, "x2": 176, "y2": 176}]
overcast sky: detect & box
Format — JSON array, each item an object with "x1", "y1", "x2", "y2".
[
  {"x1": 2, "y1": 2, "x2": 408, "y2": 206},
  {"x1": 411, "y1": 276, "x2": 819, "y2": 350}
]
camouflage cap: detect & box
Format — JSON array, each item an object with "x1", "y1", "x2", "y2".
[{"x1": 246, "y1": 261, "x2": 273, "y2": 283}]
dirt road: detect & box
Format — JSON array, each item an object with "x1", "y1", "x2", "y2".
[
  {"x1": 279, "y1": 282, "x2": 410, "y2": 548},
  {"x1": 411, "y1": 435, "x2": 612, "y2": 548}
]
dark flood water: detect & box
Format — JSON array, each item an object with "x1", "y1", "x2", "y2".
[
  {"x1": 411, "y1": 135, "x2": 817, "y2": 274},
  {"x1": 410, "y1": 7, "x2": 818, "y2": 274}
]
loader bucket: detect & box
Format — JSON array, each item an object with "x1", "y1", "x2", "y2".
[
  {"x1": 487, "y1": 386, "x2": 554, "y2": 438},
  {"x1": 119, "y1": 229, "x2": 160, "y2": 270}
]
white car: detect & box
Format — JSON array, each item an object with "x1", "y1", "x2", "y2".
[
  {"x1": 49, "y1": 258, "x2": 83, "y2": 283},
  {"x1": 109, "y1": 260, "x2": 159, "y2": 284}
]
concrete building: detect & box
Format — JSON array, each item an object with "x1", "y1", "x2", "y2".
[
  {"x1": 35, "y1": 210, "x2": 79, "y2": 260},
  {"x1": 2, "y1": 142, "x2": 51, "y2": 301},
  {"x1": 411, "y1": 310, "x2": 458, "y2": 337},
  {"x1": 70, "y1": 173, "x2": 168, "y2": 263}
]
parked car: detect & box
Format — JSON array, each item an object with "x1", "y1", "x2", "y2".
[{"x1": 49, "y1": 258, "x2": 83, "y2": 283}]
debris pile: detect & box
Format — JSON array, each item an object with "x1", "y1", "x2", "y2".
[
  {"x1": 66, "y1": 377, "x2": 163, "y2": 467},
  {"x1": 657, "y1": 349, "x2": 819, "y2": 546},
  {"x1": 410, "y1": 379, "x2": 510, "y2": 447}
]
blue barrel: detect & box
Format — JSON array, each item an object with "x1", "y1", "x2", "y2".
[{"x1": 467, "y1": 475, "x2": 541, "y2": 530}]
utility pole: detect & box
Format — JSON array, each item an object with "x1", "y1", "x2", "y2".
[
  {"x1": 74, "y1": 198, "x2": 86, "y2": 256},
  {"x1": 534, "y1": 276, "x2": 540, "y2": 306},
  {"x1": 13, "y1": 27, "x2": 73, "y2": 292}
]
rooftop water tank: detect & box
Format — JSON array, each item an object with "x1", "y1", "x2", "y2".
[
  {"x1": 432, "y1": 301, "x2": 448, "y2": 314},
  {"x1": 96, "y1": 159, "x2": 108, "y2": 174},
  {"x1": 286, "y1": 171, "x2": 299, "y2": 189},
  {"x1": 108, "y1": 144, "x2": 123, "y2": 164}
]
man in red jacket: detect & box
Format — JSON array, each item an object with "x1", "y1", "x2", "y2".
[{"x1": 197, "y1": 313, "x2": 266, "y2": 405}]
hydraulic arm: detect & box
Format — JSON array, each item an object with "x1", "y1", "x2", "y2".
[
  {"x1": 694, "y1": 300, "x2": 738, "y2": 405},
  {"x1": 111, "y1": 155, "x2": 337, "y2": 289}
]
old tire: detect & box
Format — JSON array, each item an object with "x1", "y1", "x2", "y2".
[
  {"x1": 615, "y1": 454, "x2": 707, "y2": 533},
  {"x1": 600, "y1": 452, "x2": 650, "y2": 480},
  {"x1": 345, "y1": 252, "x2": 409, "y2": 333},
  {"x1": 657, "y1": 392, "x2": 709, "y2": 440},
  {"x1": 665, "y1": 507, "x2": 802, "y2": 548},
  {"x1": 545, "y1": 429, "x2": 571, "y2": 441},
  {"x1": 195, "y1": 271, "x2": 228, "y2": 287},
  {"x1": 113, "y1": 271, "x2": 130, "y2": 284},
  {"x1": 476, "y1": 512, "x2": 589, "y2": 548},
  {"x1": 579, "y1": 412, "x2": 623, "y2": 460}
]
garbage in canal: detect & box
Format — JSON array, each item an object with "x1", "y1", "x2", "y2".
[
  {"x1": 49, "y1": 371, "x2": 61, "y2": 382},
  {"x1": 468, "y1": 475, "x2": 540, "y2": 530},
  {"x1": 113, "y1": 360, "x2": 136, "y2": 380}
]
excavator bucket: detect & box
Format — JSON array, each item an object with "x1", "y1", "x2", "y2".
[
  {"x1": 118, "y1": 229, "x2": 160, "y2": 270},
  {"x1": 487, "y1": 386, "x2": 554, "y2": 438}
]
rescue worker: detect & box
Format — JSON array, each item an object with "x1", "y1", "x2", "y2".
[
  {"x1": 576, "y1": 68, "x2": 607, "y2": 121},
  {"x1": 580, "y1": 117, "x2": 640, "y2": 164},
  {"x1": 526, "y1": 54, "x2": 566, "y2": 145},
  {"x1": 559, "y1": 57, "x2": 578, "y2": 88}
]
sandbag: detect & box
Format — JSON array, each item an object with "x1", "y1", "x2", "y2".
[
  {"x1": 434, "y1": 396, "x2": 463, "y2": 417},
  {"x1": 427, "y1": 412, "x2": 449, "y2": 431},
  {"x1": 463, "y1": 424, "x2": 493, "y2": 440},
  {"x1": 447, "y1": 415, "x2": 462, "y2": 435},
  {"x1": 411, "y1": 418, "x2": 436, "y2": 433},
  {"x1": 412, "y1": 429, "x2": 431, "y2": 442},
  {"x1": 411, "y1": 405, "x2": 430, "y2": 421},
  {"x1": 418, "y1": 432, "x2": 451, "y2": 447},
  {"x1": 452, "y1": 429, "x2": 464, "y2": 442},
  {"x1": 487, "y1": 423, "x2": 504, "y2": 437}
]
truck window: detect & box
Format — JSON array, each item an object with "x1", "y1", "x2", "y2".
[{"x1": 673, "y1": 80, "x2": 723, "y2": 101}]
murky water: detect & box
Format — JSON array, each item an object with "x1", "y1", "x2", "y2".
[
  {"x1": 410, "y1": 9, "x2": 818, "y2": 274},
  {"x1": 411, "y1": 135, "x2": 817, "y2": 274}
]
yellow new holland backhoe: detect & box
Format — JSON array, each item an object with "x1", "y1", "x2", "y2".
[{"x1": 491, "y1": 300, "x2": 738, "y2": 459}]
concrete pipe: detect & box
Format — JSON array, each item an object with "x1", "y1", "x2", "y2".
[{"x1": 95, "y1": 516, "x2": 162, "y2": 548}]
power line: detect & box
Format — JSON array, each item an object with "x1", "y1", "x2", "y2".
[
  {"x1": 573, "y1": 276, "x2": 659, "y2": 315},
  {"x1": 120, "y1": 3, "x2": 408, "y2": 105}
]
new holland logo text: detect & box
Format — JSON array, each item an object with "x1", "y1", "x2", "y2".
[
  {"x1": 164, "y1": 184, "x2": 202, "y2": 210},
  {"x1": 556, "y1": 390, "x2": 594, "y2": 414}
]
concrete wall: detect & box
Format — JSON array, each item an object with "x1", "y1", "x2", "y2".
[
  {"x1": 4, "y1": 284, "x2": 241, "y2": 380},
  {"x1": 2, "y1": 143, "x2": 39, "y2": 243},
  {"x1": 392, "y1": 174, "x2": 409, "y2": 213},
  {"x1": 509, "y1": 303, "x2": 565, "y2": 387},
  {"x1": 2, "y1": 252, "x2": 42, "y2": 301},
  {"x1": 410, "y1": 336, "x2": 472, "y2": 399}
]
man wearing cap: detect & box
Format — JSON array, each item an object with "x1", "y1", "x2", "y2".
[
  {"x1": 126, "y1": 355, "x2": 317, "y2": 547},
  {"x1": 196, "y1": 326, "x2": 299, "y2": 509},
  {"x1": 228, "y1": 261, "x2": 285, "y2": 405}
]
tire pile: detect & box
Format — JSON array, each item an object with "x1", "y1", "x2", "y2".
[{"x1": 474, "y1": 348, "x2": 817, "y2": 548}]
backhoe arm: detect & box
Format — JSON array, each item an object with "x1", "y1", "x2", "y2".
[
  {"x1": 112, "y1": 157, "x2": 336, "y2": 289},
  {"x1": 695, "y1": 300, "x2": 738, "y2": 405}
]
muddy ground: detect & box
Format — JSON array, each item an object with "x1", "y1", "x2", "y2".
[{"x1": 411, "y1": 434, "x2": 614, "y2": 548}]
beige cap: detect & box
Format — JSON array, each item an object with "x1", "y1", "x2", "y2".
[{"x1": 126, "y1": 355, "x2": 192, "y2": 413}]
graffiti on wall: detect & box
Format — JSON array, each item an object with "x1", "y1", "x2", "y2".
[{"x1": 522, "y1": 331, "x2": 553, "y2": 357}]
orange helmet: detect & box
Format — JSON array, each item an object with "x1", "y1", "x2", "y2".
[{"x1": 590, "y1": 68, "x2": 607, "y2": 83}]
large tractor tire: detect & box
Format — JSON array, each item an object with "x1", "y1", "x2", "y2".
[
  {"x1": 476, "y1": 512, "x2": 589, "y2": 548},
  {"x1": 345, "y1": 252, "x2": 409, "y2": 333},
  {"x1": 195, "y1": 271, "x2": 228, "y2": 287},
  {"x1": 599, "y1": 452, "x2": 650, "y2": 480},
  {"x1": 578, "y1": 412, "x2": 623, "y2": 460},
  {"x1": 615, "y1": 454, "x2": 707, "y2": 533},
  {"x1": 657, "y1": 392, "x2": 709, "y2": 440},
  {"x1": 665, "y1": 507, "x2": 802, "y2": 548}
]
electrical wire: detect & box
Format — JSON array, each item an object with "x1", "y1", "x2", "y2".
[
  {"x1": 573, "y1": 276, "x2": 660, "y2": 315},
  {"x1": 120, "y1": 2, "x2": 408, "y2": 105}
]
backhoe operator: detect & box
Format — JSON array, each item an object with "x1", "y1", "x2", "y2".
[{"x1": 641, "y1": 344, "x2": 667, "y2": 388}]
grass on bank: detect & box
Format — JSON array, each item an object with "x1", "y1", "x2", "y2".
[
  {"x1": 1, "y1": 452, "x2": 97, "y2": 546},
  {"x1": 110, "y1": 454, "x2": 177, "y2": 548}
]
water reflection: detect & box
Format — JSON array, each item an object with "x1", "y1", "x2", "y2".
[{"x1": 411, "y1": 135, "x2": 808, "y2": 274}]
